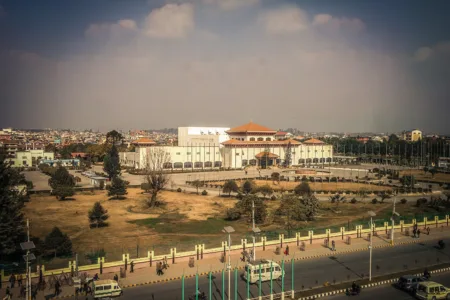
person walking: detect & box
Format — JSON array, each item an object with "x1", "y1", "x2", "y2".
[
  {"x1": 9, "y1": 274, "x2": 16, "y2": 288},
  {"x1": 130, "y1": 261, "x2": 134, "y2": 273},
  {"x1": 5, "y1": 286, "x2": 11, "y2": 299},
  {"x1": 113, "y1": 274, "x2": 119, "y2": 282},
  {"x1": 413, "y1": 228, "x2": 417, "y2": 238},
  {"x1": 156, "y1": 262, "x2": 161, "y2": 276},
  {"x1": 17, "y1": 274, "x2": 23, "y2": 287},
  {"x1": 427, "y1": 227, "x2": 430, "y2": 235},
  {"x1": 331, "y1": 240, "x2": 336, "y2": 251},
  {"x1": 55, "y1": 280, "x2": 61, "y2": 296},
  {"x1": 417, "y1": 229, "x2": 421, "y2": 238}
]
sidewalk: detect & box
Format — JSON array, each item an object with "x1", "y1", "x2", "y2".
[{"x1": 3, "y1": 226, "x2": 448, "y2": 299}]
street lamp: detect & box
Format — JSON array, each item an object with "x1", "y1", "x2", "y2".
[
  {"x1": 367, "y1": 211, "x2": 376, "y2": 281},
  {"x1": 20, "y1": 219, "x2": 35, "y2": 300},
  {"x1": 391, "y1": 193, "x2": 400, "y2": 245},
  {"x1": 251, "y1": 199, "x2": 261, "y2": 261},
  {"x1": 222, "y1": 226, "x2": 235, "y2": 300}
]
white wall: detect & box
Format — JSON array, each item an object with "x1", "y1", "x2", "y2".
[{"x1": 178, "y1": 127, "x2": 230, "y2": 146}]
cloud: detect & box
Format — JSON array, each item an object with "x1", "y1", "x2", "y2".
[
  {"x1": 312, "y1": 14, "x2": 365, "y2": 33},
  {"x1": 202, "y1": 0, "x2": 259, "y2": 11},
  {"x1": 85, "y1": 19, "x2": 137, "y2": 37},
  {"x1": 414, "y1": 41, "x2": 450, "y2": 62},
  {"x1": 259, "y1": 6, "x2": 309, "y2": 35},
  {"x1": 144, "y1": 3, "x2": 194, "y2": 39}
]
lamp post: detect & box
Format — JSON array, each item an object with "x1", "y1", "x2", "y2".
[
  {"x1": 222, "y1": 226, "x2": 235, "y2": 300},
  {"x1": 20, "y1": 219, "x2": 35, "y2": 300},
  {"x1": 367, "y1": 211, "x2": 376, "y2": 281},
  {"x1": 251, "y1": 199, "x2": 261, "y2": 261},
  {"x1": 391, "y1": 193, "x2": 400, "y2": 245}
]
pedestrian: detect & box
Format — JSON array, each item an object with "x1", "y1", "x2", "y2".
[
  {"x1": 159, "y1": 262, "x2": 164, "y2": 276},
  {"x1": 55, "y1": 280, "x2": 61, "y2": 296},
  {"x1": 18, "y1": 274, "x2": 23, "y2": 287},
  {"x1": 427, "y1": 227, "x2": 430, "y2": 235},
  {"x1": 20, "y1": 285, "x2": 26, "y2": 298},
  {"x1": 31, "y1": 286, "x2": 38, "y2": 300},
  {"x1": 413, "y1": 228, "x2": 417, "y2": 238},
  {"x1": 9, "y1": 274, "x2": 16, "y2": 288},
  {"x1": 156, "y1": 262, "x2": 161, "y2": 276},
  {"x1": 84, "y1": 283, "x2": 89, "y2": 296},
  {"x1": 417, "y1": 229, "x2": 421, "y2": 238},
  {"x1": 5, "y1": 286, "x2": 11, "y2": 297},
  {"x1": 113, "y1": 274, "x2": 119, "y2": 282},
  {"x1": 332, "y1": 240, "x2": 336, "y2": 251},
  {"x1": 130, "y1": 261, "x2": 134, "y2": 273},
  {"x1": 285, "y1": 245, "x2": 290, "y2": 255}
]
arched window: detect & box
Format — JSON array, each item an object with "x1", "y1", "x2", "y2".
[
  {"x1": 174, "y1": 162, "x2": 183, "y2": 168},
  {"x1": 184, "y1": 162, "x2": 192, "y2": 168},
  {"x1": 163, "y1": 162, "x2": 172, "y2": 169},
  {"x1": 257, "y1": 137, "x2": 264, "y2": 141},
  {"x1": 242, "y1": 159, "x2": 248, "y2": 166},
  {"x1": 249, "y1": 159, "x2": 257, "y2": 166},
  {"x1": 250, "y1": 137, "x2": 255, "y2": 141},
  {"x1": 298, "y1": 159, "x2": 305, "y2": 164},
  {"x1": 204, "y1": 161, "x2": 212, "y2": 168},
  {"x1": 266, "y1": 138, "x2": 271, "y2": 141},
  {"x1": 194, "y1": 162, "x2": 203, "y2": 168},
  {"x1": 214, "y1": 161, "x2": 222, "y2": 167}
]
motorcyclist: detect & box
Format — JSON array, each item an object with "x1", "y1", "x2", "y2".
[
  {"x1": 351, "y1": 281, "x2": 357, "y2": 292},
  {"x1": 424, "y1": 268, "x2": 431, "y2": 279}
]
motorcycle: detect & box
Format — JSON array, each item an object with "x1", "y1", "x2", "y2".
[
  {"x1": 188, "y1": 291, "x2": 207, "y2": 300},
  {"x1": 346, "y1": 286, "x2": 361, "y2": 296}
]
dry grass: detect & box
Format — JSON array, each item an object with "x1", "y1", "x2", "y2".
[
  {"x1": 212, "y1": 179, "x2": 392, "y2": 192},
  {"x1": 399, "y1": 169, "x2": 450, "y2": 183}
]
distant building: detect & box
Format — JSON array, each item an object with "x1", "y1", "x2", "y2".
[
  {"x1": 6, "y1": 149, "x2": 54, "y2": 167},
  {"x1": 177, "y1": 127, "x2": 230, "y2": 147},
  {"x1": 356, "y1": 137, "x2": 370, "y2": 143},
  {"x1": 402, "y1": 129, "x2": 422, "y2": 142},
  {"x1": 274, "y1": 131, "x2": 293, "y2": 140}
]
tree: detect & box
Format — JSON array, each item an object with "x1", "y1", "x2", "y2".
[
  {"x1": 223, "y1": 180, "x2": 239, "y2": 196},
  {"x1": 379, "y1": 192, "x2": 391, "y2": 203},
  {"x1": 143, "y1": 148, "x2": 171, "y2": 207},
  {"x1": 283, "y1": 141, "x2": 292, "y2": 167},
  {"x1": 107, "y1": 176, "x2": 128, "y2": 199},
  {"x1": 299, "y1": 194, "x2": 320, "y2": 221},
  {"x1": 294, "y1": 182, "x2": 312, "y2": 196},
  {"x1": 271, "y1": 172, "x2": 280, "y2": 184},
  {"x1": 242, "y1": 180, "x2": 255, "y2": 195},
  {"x1": 258, "y1": 184, "x2": 273, "y2": 199},
  {"x1": 235, "y1": 195, "x2": 267, "y2": 224},
  {"x1": 44, "y1": 227, "x2": 72, "y2": 256},
  {"x1": 106, "y1": 130, "x2": 124, "y2": 145},
  {"x1": 88, "y1": 201, "x2": 109, "y2": 228},
  {"x1": 49, "y1": 166, "x2": 75, "y2": 200},
  {"x1": 191, "y1": 180, "x2": 203, "y2": 194},
  {"x1": 276, "y1": 194, "x2": 299, "y2": 234},
  {"x1": 0, "y1": 158, "x2": 26, "y2": 257},
  {"x1": 103, "y1": 144, "x2": 121, "y2": 180}
]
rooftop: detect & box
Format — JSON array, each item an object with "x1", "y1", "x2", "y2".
[{"x1": 226, "y1": 122, "x2": 276, "y2": 134}]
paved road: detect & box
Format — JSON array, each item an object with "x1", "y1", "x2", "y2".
[
  {"x1": 328, "y1": 271, "x2": 450, "y2": 300},
  {"x1": 65, "y1": 237, "x2": 450, "y2": 300}
]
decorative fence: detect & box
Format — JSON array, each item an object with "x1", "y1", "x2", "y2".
[{"x1": 1, "y1": 214, "x2": 449, "y2": 283}]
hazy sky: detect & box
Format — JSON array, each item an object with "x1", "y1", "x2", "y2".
[{"x1": 1, "y1": 0, "x2": 449, "y2": 133}]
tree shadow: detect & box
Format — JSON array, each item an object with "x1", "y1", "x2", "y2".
[
  {"x1": 108, "y1": 196, "x2": 127, "y2": 200},
  {"x1": 59, "y1": 197, "x2": 76, "y2": 201}
]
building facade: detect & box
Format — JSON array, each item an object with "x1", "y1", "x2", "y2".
[
  {"x1": 120, "y1": 122, "x2": 334, "y2": 170},
  {"x1": 6, "y1": 149, "x2": 55, "y2": 167},
  {"x1": 402, "y1": 129, "x2": 422, "y2": 142}
]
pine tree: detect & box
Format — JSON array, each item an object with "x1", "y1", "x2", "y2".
[
  {"x1": 107, "y1": 176, "x2": 128, "y2": 199},
  {"x1": 88, "y1": 202, "x2": 109, "y2": 228},
  {"x1": 103, "y1": 144, "x2": 121, "y2": 180},
  {"x1": 44, "y1": 227, "x2": 72, "y2": 256},
  {"x1": 0, "y1": 159, "x2": 26, "y2": 257},
  {"x1": 284, "y1": 141, "x2": 292, "y2": 167},
  {"x1": 49, "y1": 167, "x2": 75, "y2": 200}
]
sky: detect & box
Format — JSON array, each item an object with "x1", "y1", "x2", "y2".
[{"x1": 1, "y1": 0, "x2": 449, "y2": 134}]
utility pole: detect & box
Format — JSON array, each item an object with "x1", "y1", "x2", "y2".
[
  {"x1": 21, "y1": 219, "x2": 35, "y2": 300},
  {"x1": 252, "y1": 199, "x2": 256, "y2": 261},
  {"x1": 391, "y1": 192, "x2": 400, "y2": 245}
]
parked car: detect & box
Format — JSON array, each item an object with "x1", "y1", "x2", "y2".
[
  {"x1": 395, "y1": 275, "x2": 426, "y2": 293},
  {"x1": 416, "y1": 281, "x2": 450, "y2": 300}
]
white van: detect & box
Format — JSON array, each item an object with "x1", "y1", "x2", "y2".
[
  {"x1": 244, "y1": 259, "x2": 284, "y2": 284},
  {"x1": 92, "y1": 279, "x2": 123, "y2": 299}
]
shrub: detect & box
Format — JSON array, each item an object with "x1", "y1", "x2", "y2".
[
  {"x1": 226, "y1": 208, "x2": 241, "y2": 221},
  {"x1": 270, "y1": 195, "x2": 277, "y2": 200},
  {"x1": 44, "y1": 227, "x2": 72, "y2": 256},
  {"x1": 201, "y1": 190, "x2": 208, "y2": 196},
  {"x1": 371, "y1": 198, "x2": 378, "y2": 204},
  {"x1": 350, "y1": 198, "x2": 357, "y2": 204},
  {"x1": 400, "y1": 198, "x2": 407, "y2": 204},
  {"x1": 177, "y1": 187, "x2": 182, "y2": 192},
  {"x1": 236, "y1": 193, "x2": 243, "y2": 200}
]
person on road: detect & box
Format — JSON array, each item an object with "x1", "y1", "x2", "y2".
[
  {"x1": 9, "y1": 274, "x2": 16, "y2": 288},
  {"x1": 352, "y1": 281, "x2": 357, "y2": 292},
  {"x1": 284, "y1": 245, "x2": 289, "y2": 255},
  {"x1": 427, "y1": 227, "x2": 430, "y2": 235},
  {"x1": 417, "y1": 229, "x2": 421, "y2": 238},
  {"x1": 17, "y1": 274, "x2": 23, "y2": 287},
  {"x1": 93, "y1": 273, "x2": 99, "y2": 281},
  {"x1": 113, "y1": 274, "x2": 119, "y2": 282},
  {"x1": 130, "y1": 261, "x2": 134, "y2": 273},
  {"x1": 55, "y1": 280, "x2": 61, "y2": 296},
  {"x1": 331, "y1": 240, "x2": 336, "y2": 251},
  {"x1": 413, "y1": 228, "x2": 417, "y2": 238}
]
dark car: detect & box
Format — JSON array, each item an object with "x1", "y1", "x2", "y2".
[{"x1": 396, "y1": 275, "x2": 427, "y2": 293}]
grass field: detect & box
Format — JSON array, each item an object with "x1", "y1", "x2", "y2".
[
  {"x1": 25, "y1": 188, "x2": 446, "y2": 267},
  {"x1": 399, "y1": 169, "x2": 450, "y2": 183},
  {"x1": 211, "y1": 179, "x2": 392, "y2": 192}
]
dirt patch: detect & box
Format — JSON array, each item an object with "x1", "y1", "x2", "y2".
[
  {"x1": 211, "y1": 179, "x2": 392, "y2": 192},
  {"x1": 399, "y1": 169, "x2": 450, "y2": 183}
]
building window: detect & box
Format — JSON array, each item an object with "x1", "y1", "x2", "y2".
[
  {"x1": 163, "y1": 162, "x2": 172, "y2": 169},
  {"x1": 214, "y1": 161, "x2": 222, "y2": 167},
  {"x1": 176, "y1": 152, "x2": 181, "y2": 155},
  {"x1": 235, "y1": 153, "x2": 239, "y2": 156},
  {"x1": 204, "y1": 161, "x2": 213, "y2": 168},
  {"x1": 194, "y1": 162, "x2": 203, "y2": 168},
  {"x1": 196, "y1": 152, "x2": 201, "y2": 155},
  {"x1": 184, "y1": 162, "x2": 192, "y2": 168},
  {"x1": 266, "y1": 138, "x2": 271, "y2": 141},
  {"x1": 174, "y1": 162, "x2": 183, "y2": 168},
  {"x1": 257, "y1": 137, "x2": 264, "y2": 141},
  {"x1": 250, "y1": 138, "x2": 255, "y2": 141},
  {"x1": 206, "y1": 152, "x2": 210, "y2": 154},
  {"x1": 187, "y1": 152, "x2": 191, "y2": 155}
]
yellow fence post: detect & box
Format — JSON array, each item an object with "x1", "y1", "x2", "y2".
[
  {"x1": 147, "y1": 250, "x2": 154, "y2": 266},
  {"x1": 340, "y1": 227, "x2": 345, "y2": 240},
  {"x1": 279, "y1": 233, "x2": 284, "y2": 248},
  {"x1": 435, "y1": 216, "x2": 439, "y2": 228},
  {"x1": 308, "y1": 231, "x2": 313, "y2": 244},
  {"x1": 400, "y1": 220, "x2": 404, "y2": 233},
  {"x1": 296, "y1": 232, "x2": 301, "y2": 246}
]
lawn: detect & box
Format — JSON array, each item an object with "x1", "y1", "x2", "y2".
[
  {"x1": 399, "y1": 169, "x2": 450, "y2": 183},
  {"x1": 211, "y1": 179, "x2": 392, "y2": 192},
  {"x1": 25, "y1": 187, "x2": 447, "y2": 269}
]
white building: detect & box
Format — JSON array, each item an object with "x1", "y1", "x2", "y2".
[
  {"x1": 177, "y1": 127, "x2": 230, "y2": 146},
  {"x1": 402, "y1": 129, "x2": 422, "y2": 142},
  {"x1": 6, "y1": 149, "x2": 54, "y2": 167},
  {"x1": 120, "y1": 122, "x2": 334, "y2": 170}
]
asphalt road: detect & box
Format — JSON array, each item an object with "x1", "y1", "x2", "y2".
[
  {"x1": 328, "y1": 271, "x2": 450, "y2": 300},
  {"x1": 67, "y1": 237, "x2": 450, "y2": 300}
]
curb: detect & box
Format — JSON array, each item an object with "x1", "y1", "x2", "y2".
[
  {"x1": 296, "y1": 267, "x2": 450, "y2": 300},
  {"x1": 52, "y1": 238, "x2": 429, "y2": 299}
]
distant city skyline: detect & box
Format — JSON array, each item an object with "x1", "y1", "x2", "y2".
[{"x1": 1, "y1": 0, "x2": 449, "y2": 132}]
